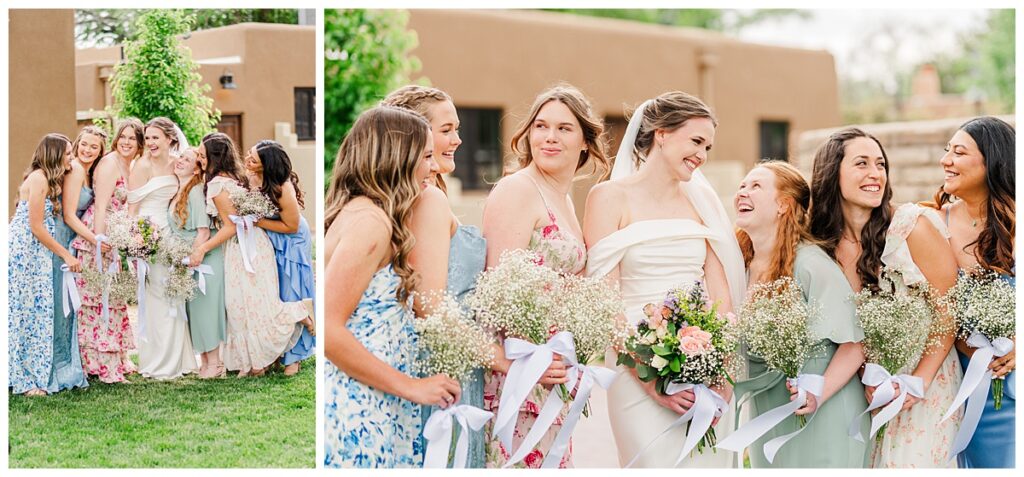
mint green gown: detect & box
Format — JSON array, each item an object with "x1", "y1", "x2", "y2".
[{"x1": 737, "y1": 244, "x2": 870, "y2": 468}]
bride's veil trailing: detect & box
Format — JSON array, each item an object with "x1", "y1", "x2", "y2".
[
  {"x1": 171, "y1": 123, "x2": 190, "y2": 157},
  {"x1": 611, "y1": 98, "x2": 747, "y2": 310}
]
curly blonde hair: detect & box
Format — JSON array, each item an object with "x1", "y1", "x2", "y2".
[{"x1": 325, "y1": 105, "x2": 431, "y2": 301}]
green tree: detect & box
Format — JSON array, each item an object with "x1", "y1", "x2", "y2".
[
  {"x1": 324, "y1": 9, "x2": 421, "y2": 179},
  {"x1": 934, "y1": 9, "x2": 1015, "y2": 111},
  {"x1": 76, "y1": 9, "x2": 299, "y2": 46},
  {"x1": 108, "y1": 10, "x2": 220, "y2": 145}
]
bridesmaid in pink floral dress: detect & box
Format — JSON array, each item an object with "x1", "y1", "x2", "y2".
[
  {"x1": 481, "y1": 84, "x2": 609, "y2": 468},
  {"x1": 70, "y1": 123, "x2": 140, "y2": 384}
]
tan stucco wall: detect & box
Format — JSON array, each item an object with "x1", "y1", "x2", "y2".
[
  {"x1": 407, "y1": 9, "x2": 841, "y2": 225},
  {"x1": 8, "y1": 9, "x2": 78, "y2": 216},
  {"x1": 75, "y1": 22, "x2": 315, "y2": 150},
  {"x1": 274, "y1": 122, "x2": 317, "y2": 232},
  {"x1": 795, "y1": 115, "x2": 1015, "y2": 205}
]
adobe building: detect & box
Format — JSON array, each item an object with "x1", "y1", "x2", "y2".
[
  {"x1": 406, "y1": 9, "x2": 843, "y2": 225},
  {"x1": 9, "y1": 12, "x2": 317, "y2": 229}
]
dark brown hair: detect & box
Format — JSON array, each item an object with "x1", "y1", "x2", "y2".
[
  {"x1": 809, "y1": 128, "x2": 893, "y2": 291},
  {"x1": 931, "y1": 116, "x2": 1015, "y2": 275}
]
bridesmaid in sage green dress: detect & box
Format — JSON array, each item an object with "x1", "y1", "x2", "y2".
[
  {"x1": 733, "y1": 161, "x2": 869, "y2": 467},
  {"x1": 383, "y1": 85, "x2": 488, "y2": 467},
  {"x1": 47, "y1": 184, "x2": 92, "y2": 393},
  {"x1": 169, "y1": 149, "x2": 226, "y2": 378}
]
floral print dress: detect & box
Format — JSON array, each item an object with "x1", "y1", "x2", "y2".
[
  {"x1": 870, "y1": 203, "x2": 963, "y2": 467},
  {"x1": 70, "y1": 176, "x2": 136, "y2": 383},
  {"x1": 483, "y1": 176, "x2": 587, "y2": 468},
  {"x1": 8, "y1": 200, "x2": 56, "y2": 394},
  {"x1": 325, "y1": 265, "x2": 422, "y2": 468}
]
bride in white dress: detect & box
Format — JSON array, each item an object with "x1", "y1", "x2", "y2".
[
  {"x1": 583, "y1": 93, "x2": 746, "y2": 468},
  {"x1": 128, "y1": 117, "x2": 198, "y2": 380}
]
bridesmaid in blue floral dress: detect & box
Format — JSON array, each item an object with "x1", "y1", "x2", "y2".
[
  {"x1": 383, "y1": 85, "x2": 489, "y2": 467},
  {"x1": 324, "y1": 105, "x2": 462, "y2": 468},
  {"x1": 9, "y1": 133, "x2": 82, "y2": 396},
  {"x1": 933, "y1": 117, "x2": 1015, "y2": 468},
  {"x1": 246, "y1": 140, "x2": 315, "y2": 375}
]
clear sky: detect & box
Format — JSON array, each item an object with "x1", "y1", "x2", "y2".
[{"x1": 733, "y1": 9, "x2": 990, "y2": 82}]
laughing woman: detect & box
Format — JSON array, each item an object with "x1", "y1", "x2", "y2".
[
  {"x1": 733, "y1": 161, "x2": 868, "y2": 467},
  {"x1": 9, "y1": 134, "x2": 82, "y2": 396},
  {"x1": 246, "y1": 140, "x2": 316, "y2": 376},
  {"x1": 382, "y1": 85, "x2": 489, "y2": 468},
  {"x1": 931, "y1": 117, "x2": 1015, "y2": 468},
  {"x1": 49, "y1": 126, "x2": 106, "y2": 392},
  {"x1": 70, "y1": 124, "x2": 138, "y2": 384},
  {"x1": 169, "y1": 148, "x2": 226, "y2": 379},
  {"x1": 808, "y1": 128, "x2": 962, "y2": 467},
  {"x1": 324, "y1": 105, "x2": 461, "y2": 468}
]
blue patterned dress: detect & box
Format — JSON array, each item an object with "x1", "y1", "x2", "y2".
[
  {"x1": 956, "y1": 272, "x2": 1015, "y2": 468},
  {"x1": 418, "y1": 225, "x2": 487, "y2": 467},
  {"x1": 325, "y1": 265, "x2": 422, "y2": 468},
  {"x1": 264, "y1": 214, "x2": 315, "y2": 365},
  {"x1": 47, "y1": 189, "x2": 92, "y2": 392},
  {"x1": 8, "y1": 200, "x2": 56, "y2": 394}
]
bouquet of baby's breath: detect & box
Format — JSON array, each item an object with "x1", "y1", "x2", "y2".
[
  {"x1": 737, "y1": 276, "x2": 823, "y2": 427},
  {"x1": 617, "y1": 281, "x2": 737, "y2": 453},
  {"x1": 944, "y1": 268, "x2": 1016, "y2": 409},
  {"x1": 465, "y1": 249, "x2": 561, "y2": 344},
  {"x1": 553, "y1": 273, "x2": 630, "y2": 366},
  {"x1": 230, "y1": 187, "x2": 278, "y2": 220},
  {"x1": 855, "y1": 268, "x2": 944, "y2": 440},
  {"x1": 154, "y1": 233, "x2": 199, "y2": 302},
  {"x1": 414, "y1": 291, "x2": 496, "y2": 382},
  {"x1": 550, "y1": 273, "x2": 630, "y2": 410}
]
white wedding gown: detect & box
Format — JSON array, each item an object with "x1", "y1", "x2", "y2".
[
  {"x1": 129, "y1": 175, "x2": 199, "y2": 379},
  {"x1": 587, "y1": 218, "x2": 737, "y2": 468}
]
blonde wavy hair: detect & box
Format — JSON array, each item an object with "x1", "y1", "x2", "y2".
[
  {"x1": 173, "y1": 148, "x2": 205, "y2": 228},
  {"x1": 736, "y1": 161, "x2": 819, "y2": 284},
  {"x1": 508, "y1": 83, "x2": 609, "y2": 178},
  {"x1": 25, "y1": 133, "x2": 72, "y2": 217},
  {"x1": 381, "y1": 84, "x2": 453, "y2": 194},
  {"x1": 72, "y1": 125, "x2": 109, "y2": 187},
  {"x1": 325, "y1": 105, "x2": 431, "y2": 301}
]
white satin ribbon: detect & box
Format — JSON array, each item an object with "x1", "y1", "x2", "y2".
[
  {"x1": 943, "y1": 332, "x2": 1014, "y2": 461},
  {"x1": 131, "y1": 258, "x2": 150, "y2": 338},
  {"x1": 60, "y1": 265, "x2": 81, "y2": 317},
  {"x1": 540, "y1": 358, "x2": 617, "y2": 468},
  {"x1": 229, "y1": 214, "x2": 257, "y2": 273},
  {"x1": 99, "y1": 257, "x2": 119, "y2": 327},
  {"x1": 716, "y1": 374, "x2": 825, "y2": 463},
  {"x1": 181, "y1": 257, "x2": 214, "y2": 295},
  {"x1": 93, "y1": 234, "x2": 107, "y2": 270},
  {"x1": 626, "y1": 382, "x2": 729, "y2": 467},
  {"x1": 493, "y1": 331, "x2": 575, "y2": 453},
  {"x1": 849, "y1": 363, "x2": 925, "y2": 442},
  {"x1": 422, "y1": 403, "x2": 493, "y2": 469}
]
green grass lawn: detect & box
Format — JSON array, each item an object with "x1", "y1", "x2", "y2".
[{"x1": 8, "y1": 358, "x2": 315, "y2": 468}]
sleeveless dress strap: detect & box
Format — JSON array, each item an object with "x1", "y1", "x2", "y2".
[
  {"x1": 522, "y1": 173, "x2": 551, "y2": 210},
  {"x1": 945, "y1": 205, "x2": 951, "y2": 226}
]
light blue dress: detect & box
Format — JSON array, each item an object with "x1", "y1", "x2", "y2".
[
  {"x1": 737, "y1": 244, "x2": 869, "y2": 467},
  {"x1": 264, "y1": 215, "x2": 315, "y2": 365},
  {"x1": 417, "y1": 225, "x2": 487, "y2": 467},
  {"x1": 47, "y1": 189, "x2": 92, "y2": 392},
  {"x1": 956, "y1": 272, "x2": 1015, "y2": 468},
  {"x1": 9, "y1": 200, "x2": 56, "y2": 394},
  {"x1": 325, "y1": 265, "x2": 422, "y2": 468}
]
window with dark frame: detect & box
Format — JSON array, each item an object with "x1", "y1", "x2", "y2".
[
  {"x1": 453, "y1": 107, "x2": 503, "y2": 191},
  {"x1": 294, "y1": 87, "x2": 315, "y2": 140},
  {"x1": 759, "y1": 120, "x2": 790, "y2": 162}
]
